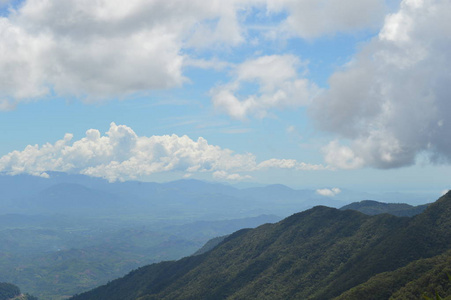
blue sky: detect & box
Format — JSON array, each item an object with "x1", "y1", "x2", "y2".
[{"x1": 0, "y1": 0, "x2": 450, "y2": 195}]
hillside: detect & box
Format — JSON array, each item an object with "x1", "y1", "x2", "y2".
[
  {"x1": 340, "y1": 200, "x2": 429, "y2": 217},
  {"x1": 0, "y1": 282, "x2": 37, "y2": 300},
  {"x1": 335, "y1": 249, "x2": 451, "y2": 299},
  {"x1": 0, "y1": 214, "x2": 279, "y2": 300},
  {"x1": 70, "y1": 191, "x2": 451, "y2": 300}
]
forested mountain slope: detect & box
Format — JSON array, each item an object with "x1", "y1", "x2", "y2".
[
  {"x1": 71, "y1": 191, "x2": 451, "y2": 300},
  {"x1": 340, "y1": 200, "x2": 429, "y2": 217},
  {"x1": 0, "y1": 282, "x2": 37, "y2": 300}
]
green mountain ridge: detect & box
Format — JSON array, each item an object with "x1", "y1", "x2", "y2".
[
  {"x1": 69, "y1": 191, "x2": 451, "y2": 300},
  {"x1": 340, "y1": 200, "x2": 429, "y2": 217}
]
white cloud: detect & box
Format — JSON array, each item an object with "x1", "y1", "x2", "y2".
[
  {"x1": 0, "y1": 0, "x2": 256, "y2": 107},
  {"x1": 322, "y1": 141, "x2": 364, "y2": 170},
  {"x1": 312, "y1": 0, "x2": 451, "y2": 169},
  {"x1": 0, "y1": 0, "x2": 387, "y2": 109},
  {"x1": 257, "y1": 158, "x2": 328, "y2": 171},
  {"x1": 0, "y1": 123, "x2": 328, "y2": 182},
  {"x1": 211, "y1": 54, "x2": 319, "y2": 119},
  {"x1": 183, "y1": 57, "x2": 233, "y2": 71},
  {"x1": 266, "y1": 0, "x2": 385, "y2": 39},
  {"x1": 213, "y1": 170, "x2": 252, "y2": 181},
  {"x1": 316, "y1": 187, "x2": 341, "y2": 197}
]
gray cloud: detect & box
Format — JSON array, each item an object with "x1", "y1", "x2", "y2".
[
  {"x1": 311, "y1": 0, "x2": 451, "y2": 169},
  {"x1": 266, "y1": 0, "x2": 385, "y2": 38}
]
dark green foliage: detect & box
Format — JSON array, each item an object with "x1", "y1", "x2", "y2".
[
  {"x1": 69, "y1": 207, "x2": 396, "y2": 299},
  {"x1": 0, "y1": 283, "x2": 38, "y2": 300},
  {"x1": 0, "y1": 282, "x2": 21, "y2": 300},
  {"x1": 71, "y1": 192, "x2": 451, "y2": 300},
  {"x1": 340, "y1": 200, "x2": 429, "y2": 216},
  {"x1": 335, "y1": 249, "x2": 451, "y2": 299},
  {"x1": 192, "y1": 235, "x2": 229, "y2": 256}
]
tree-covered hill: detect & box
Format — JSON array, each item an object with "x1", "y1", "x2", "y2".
[
  {"x1": 0, "y1": 282, "x2": 37, "y2": 300},
  {"x1": 340, "y1": 200, "x2": 429, "y2": 217},
  {"x1": 70, "y1": 191, "x2": 451, "y2": 300},
  {"x1": 0, "y1": 283, "x2": 20, "y2": 300},
  {"x1": 335, "y1": 249, "x2": 451, "y2": 300}
]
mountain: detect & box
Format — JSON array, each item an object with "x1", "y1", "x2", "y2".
[
  {"x1": 0, "y1": 282, "x2": 20, "y2": 300},
  {"x1": 1, "y1": 172, "x2": 439, "y2": 220},
  {"x1": 0, "y1": 212, "x2": 282, "y2": 300},
  {"x1": 21, "y1": 183, "x2": 125, "y2": 214},
  {"x1": 335, "y1": 249, "x2": 451, "y2": 299},
  {"x1": 192, "y1": 235, "x2": 229, "y2": 256},
  {"x1": 160, "y1": 215, "x2": 281, "y2": 241},
  {"x1": 0, "y1": 282, "x2": 37, "y2": 300},
  {"x1": 340, "y1": 200, "x2": 429, "y2": 217},
  {"x1": 70, "y1": 191, "x2": 451, "y2": 300},
  {"x1": 0, "y1": 174, "x2": 321, "y2": 219}
]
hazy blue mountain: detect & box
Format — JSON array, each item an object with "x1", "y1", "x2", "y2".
[
  {"x1": 0, "y1": 173, "x2": 337, "y2": 219},
  {"x1": 0, "y1": 172, "x2": 439, "y2": 220},
  {"x1": 25, "y1": 183, "x2": 125, "y2": 214},
  {"x1": 161, "y1": 214, "x2": 282, "y2": 241}
]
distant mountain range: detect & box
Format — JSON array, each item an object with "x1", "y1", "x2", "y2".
[
  {"x1": 70, "y1": 191, "x2": 451, "y2": 300},
  {"x1": 0, "y1": 172, "x2": 437, "y2": 220},
  {"x1": 0, "y1": 172, "x2": 339, "y2": 219}
]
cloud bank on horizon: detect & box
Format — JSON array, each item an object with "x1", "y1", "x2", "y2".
[
  {"x1": 0, "y1": 123, "x2": 328, "y2": 182},
  {"x1": 0, "y1": 0, "x2": 450, "y2": 181}
]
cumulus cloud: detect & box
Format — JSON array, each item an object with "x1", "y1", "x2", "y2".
[
  {"x1": 213, "y1": 170, "x2": 252, "y2": 181},
  {"x1": 211, "y1": 54, "x2": 319, "y2": 119},
  {"x1": 312, "y1": 0, "x2": 451, "y2": 169},
  {"x1": 0, "y1": 0, "x2": 388, "y2": 109},
  {"x1": 183, "y1": 57, "x2": 233, "y2": 71},
  {"x1": 266, "y1": 0, "x2": 385, "y2": 38},
  {"x1": 316, "y1": 187, "x2": 341, "y2": 197},
  {"x1": 0, "y1": 123, "x2": 327, "y2": 181},
  {"x1": 0, "y1": 0, "x2": 257, "y2": 106},
  {"x1": 257, "y1": 158, "x2": 329, "y2": 171}
]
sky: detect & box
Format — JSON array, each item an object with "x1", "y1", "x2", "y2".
[{"x1": 0, "y1": 0, "x2": 450, "y2": 194}]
